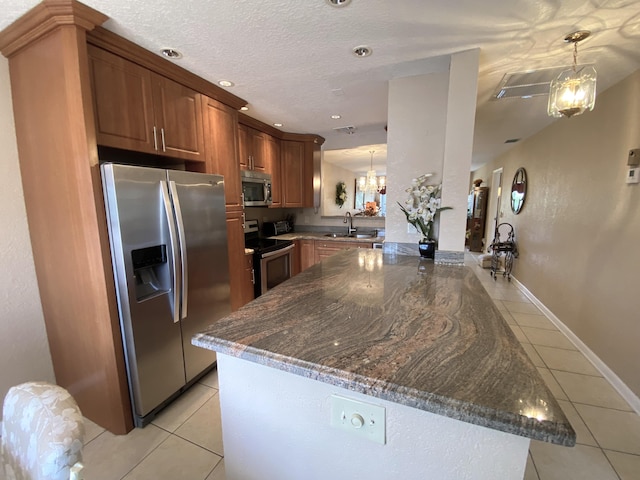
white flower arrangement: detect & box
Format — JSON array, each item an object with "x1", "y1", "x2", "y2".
[{"x1": 397, "y1": 174, "x2": 451, "y2": 242}]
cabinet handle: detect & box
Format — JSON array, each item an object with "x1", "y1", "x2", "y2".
[
  {"x1": 160, "y1": 128, "x2": 166, "y2": 152},
  {"x1": 251, "y1": 269, "x2": 255, "y2": 285},
  {"x1": 153, "y1": 126, "x2": 158, "y2": 151}
]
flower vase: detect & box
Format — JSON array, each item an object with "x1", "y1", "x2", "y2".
[{"x1": 418, "y1": 240, "x2": 436, "y2": 259}]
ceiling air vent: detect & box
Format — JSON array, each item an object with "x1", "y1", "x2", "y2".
[
  {"x1": 334, "y1": 125, "x2": 357, "y2": 135},
  {"x1": 491, "y1": 65, "x2": 593, "y2": 100}
]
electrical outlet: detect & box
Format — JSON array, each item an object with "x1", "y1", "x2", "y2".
[{"x1": 330, "y1": 395, "x2": 386, "y2": 444}]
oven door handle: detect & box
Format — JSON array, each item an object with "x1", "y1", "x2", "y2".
[{"x1": 260, "y1": 244, "x2": 294, "y2": 258}]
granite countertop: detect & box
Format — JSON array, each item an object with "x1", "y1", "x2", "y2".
[
  {"x1": 271, "y1": 231, "x2": 384, "y2": 243},
  {"x1": 193, "y1": 249, "x2": 575, "y2": 446}
]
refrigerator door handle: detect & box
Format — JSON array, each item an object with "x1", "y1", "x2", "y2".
[
  {"x1": 169, "y1": 180, "x2": 188, "y2": 319},
  {"x1": 160, "y1": 181, "x2": 181, "y2": 324}
]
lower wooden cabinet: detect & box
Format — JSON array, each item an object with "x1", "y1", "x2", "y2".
[
  {"x1": 295, "y1": 239, "x2": 373, "y2": 273},
  {"x1": 315, "y1": 241, "x2": 372, "y2": 264},
  {"x1": 226, "y1": 210, "x2": 249, "y2": 311},
  {"x1": 241, "y1": 252, "x2": 255, "y2": 307},
  {"x1": 298, "y1": 239, "x2": 316, "y2": 273}
]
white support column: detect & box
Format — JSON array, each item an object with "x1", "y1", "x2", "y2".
[{"x1": 439, "y1": 49, "x2": 480, "y2": 254}]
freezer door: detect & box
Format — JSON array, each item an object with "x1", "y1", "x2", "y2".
[
  {"x1": 101, "y1": 164, "x2": 186, "y2": 421},
  {"x1": 167, "y1": 170, "x2": 230, "y2": 381}
]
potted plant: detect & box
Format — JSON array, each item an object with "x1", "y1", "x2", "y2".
[{"x1": 397, "y1": 174, "x2": 451, "y2": 259}]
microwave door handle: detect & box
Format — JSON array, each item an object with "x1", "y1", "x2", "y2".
[
  {"x1": 263, "y1": 181, "x2": 269, "y2": 203},
  {"x1": 169, "y1": 180, "x2": 188, "y2": 319},
  {"x1": 160, "y1": 181, "x2": 180, "y2": 324}
]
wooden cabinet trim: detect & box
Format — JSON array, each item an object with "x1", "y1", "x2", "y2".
[{"x1": 0, "y1": 0, "x2": 108, "y2": 57}]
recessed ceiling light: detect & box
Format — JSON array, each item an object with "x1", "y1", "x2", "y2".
[
  {"x1": 240, "y1": 106, "x2": 249, "y2": 111},
  {"x1": 274, "y1": 123, "x2": 283, "y2": 127},
  {"x1": 352, "y1": 45, "x2": 372, "y2": 58},
  {"x1": 218, "y1": 80, "x2": 234, "y2": 87},
  {"x1": 161, "y1": 48, "x2": 182, "y2": 59},
  {"x1": 331, "y1": 114, "x2": 342, "y2": 119},
  {"x1": 325, "y1": 0, "x2": 352, "y2": 7}
]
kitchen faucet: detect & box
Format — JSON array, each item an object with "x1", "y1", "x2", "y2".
[{"x1": 344, "y1": 211, "x2": 357, "y2": 235}]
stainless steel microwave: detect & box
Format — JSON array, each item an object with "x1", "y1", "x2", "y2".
[{"x1": 241, "y1": 170, "x2": 272, "y2": 207}]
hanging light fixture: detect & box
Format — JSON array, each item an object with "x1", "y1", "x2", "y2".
[
  {"x1": 365, "y1": 150, "x2": 377, "y2": 193},
  {"x1": 359, "y1": 150, "x2": 386, "y2": 194},
  {"x1": 548, "y1": 30, "x2": 597, "y2": 118}
]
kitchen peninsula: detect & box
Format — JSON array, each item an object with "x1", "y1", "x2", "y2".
[{"x1": 193, "y1": 249, "x2": 575, "y2": 480}]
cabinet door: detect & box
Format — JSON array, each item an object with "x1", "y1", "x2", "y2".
[
  {"x1": 238, "y1": 123, "x2": 251, "y2": 170},
  {"x1": 303, "y1": 141, "x2": 319, "y2": 208},
  {"x1": 314, "y1": 241, "x2": 372, "y2": 264},
  {"x1": 265, "y1": 135, "x2": 282, "y2": 207},
  {"x1": 88, "y1": 46, "x2": 156, "y2": 154},
  {"x1": 281, "y1": 140, "x2": 305, "y2": 207},
  {"x1": 251, "y1": 130, "x2": 267, "y2": 172},
  {"x1": 241, "y1": 254, "x2": 255, "y2": 307},
  {"x1": 152, "y1": 76, "x2": 205, "y2": 162},
  {"x1": 299, "y1": 239, "x2": 316, "y2": 272},
  {"x1": 226, "y1": 210, "x2": 248, "y2": 312},
  {"x1": 203, "y1": 97, "x2": 242, "y2": 208},
  {"x1": 238, "y1": 125, "x2": 267, "y2": 172}
]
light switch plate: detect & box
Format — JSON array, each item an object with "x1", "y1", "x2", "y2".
[
  {"x1": 626, "y1": 167, "x2": 639, "y2": 184},
  {"x1": 330, "y1": 394, "x2": 386, "y2": 445}
]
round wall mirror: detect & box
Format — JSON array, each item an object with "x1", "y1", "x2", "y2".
[{"x1": 510, "y1": 168, "x2": 527, "y2": 214}]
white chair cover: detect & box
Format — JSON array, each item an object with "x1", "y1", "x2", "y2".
[{"x1": 1, "y1": 382, "x2": 84, "y2": 480}]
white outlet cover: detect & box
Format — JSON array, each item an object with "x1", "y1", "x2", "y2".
[{"x1": 330, "y1": 394, "x2": 386, "y2": 445}]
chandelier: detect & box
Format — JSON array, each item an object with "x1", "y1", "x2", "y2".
[
  {"x1": 359, "y1": 150, "x2": 386, "y2": 194},
  {"x1": 548, "y1": 30, "x2": 597, "y2": 118}
]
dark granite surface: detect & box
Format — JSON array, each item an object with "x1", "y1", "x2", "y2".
[{"x1": 193, "y1": 249, "x2": 576, "y2": 446}]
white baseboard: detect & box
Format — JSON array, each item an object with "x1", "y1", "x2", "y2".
[{"x1": 511, "y1": 276, "x2": 640, "y2": 415}]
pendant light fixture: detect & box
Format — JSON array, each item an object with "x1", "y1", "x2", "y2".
[
  {"x1": 359, "y1": 150, "x2": 386, "y2": 194},
  {"x1": 548, "y1": 30, "x2": 597, "y2": 118}
]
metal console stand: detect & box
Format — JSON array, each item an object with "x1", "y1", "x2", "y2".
[{"x1": 490, "y1": 223, "x2": 518, "y2": 281}]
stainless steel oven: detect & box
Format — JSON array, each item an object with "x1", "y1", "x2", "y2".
[
  {"x1": 257, "y1": 244, "x2": 294, "y2": 297},
  {"x1": 244, "y1": 220, "x2": 294, "y2": 297}
]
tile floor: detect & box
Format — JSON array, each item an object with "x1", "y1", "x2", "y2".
[{"x1": 81, "y1": 256, "x2": 640, "y2": 480}]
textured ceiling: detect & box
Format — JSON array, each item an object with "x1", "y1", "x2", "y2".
[{"x1": 3, "y1": 0, "x2": 640, "y2": 171}]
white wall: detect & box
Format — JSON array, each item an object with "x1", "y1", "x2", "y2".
[
  {"x1": 322, "y1": 161, "x2": 356, "y2": 216},
  {"x1": 386, "y1": 71, "x2": 450, "y2": 243},
  {"x1": 0, "y1": 56, "x2": 55, "y2": 409},
  {"x1": 471, "y1": 69, "x2": 640, "y2": 398}
]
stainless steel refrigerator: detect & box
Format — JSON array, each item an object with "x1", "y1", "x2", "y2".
[{"x1": 101, "y1": 163, "x2": 230, "y2": 427}]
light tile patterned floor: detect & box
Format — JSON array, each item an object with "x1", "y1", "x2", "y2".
[{"x1": 82, "y1": 255, "x2": 640, "y2": 479}]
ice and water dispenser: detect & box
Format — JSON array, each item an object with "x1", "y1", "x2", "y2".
[{"x1": 131, "y1": 245, "x2": 170, "y2": 301}]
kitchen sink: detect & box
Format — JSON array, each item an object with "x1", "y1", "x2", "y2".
[
  {"x1": 324, "y1": 232, "x2": 376, "y2": 239},
  {"x1": 348, "y1": 233, "x2": 376, "y2": 239},
  {"x1": 324, "y1": 233, "x2": 348, "y2": 238}
]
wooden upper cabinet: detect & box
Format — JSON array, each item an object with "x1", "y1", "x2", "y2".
[
  {"x1": 88, "y1": 45, "x2": 205, "y2": 162},
  {"x1": 265, "y1": 135, "x2": 281, "y2": 207},
  {"x1": 238, "y1": 123, "x2": 266, "y2": 172},
  {"x1": 88, "y1": 45, "x2": 156, "y2": 154},
  {"x1": 281, "y1": 140, "x2": 305, "y2": 207},
  {"x1": 152, "y1": 75, "x2": 205, "y2": 162},
  {"x1": 202, "y1": 96, "x2": 242, "y2": 209}
]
